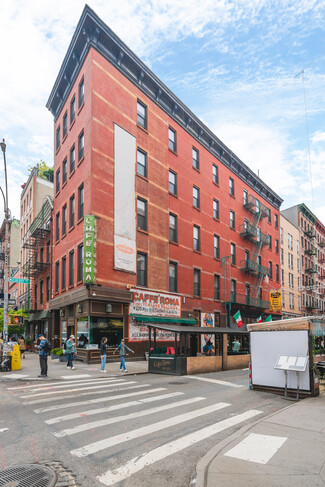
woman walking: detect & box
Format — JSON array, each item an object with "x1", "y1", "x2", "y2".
[
  {"x1": 19, "y1": 336, "x2": 26, "y2": 359},
  {"x1": 66, "y1": 335, "x2": 76, "y2": 370},
  {"x1": 114, "y1": 338, "x2": 134, "y2": 373},
  {"x1": 100, "y1": 337, "x2": 108, "y2": 373}
]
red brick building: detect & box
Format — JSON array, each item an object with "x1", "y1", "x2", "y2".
[{"x1": 47, "y1": 6, "x2": 282, "y2": 356}]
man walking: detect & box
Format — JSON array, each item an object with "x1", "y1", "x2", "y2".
[
  {"x1": 114, "y1": 338, "x2": 134, "y2": 373},
  {"x1": 66, "y1": 335, "x2": 77, "y2": 370},
  {"x1": 36, "y1": 334, "x2": 50, "y2": 378}
]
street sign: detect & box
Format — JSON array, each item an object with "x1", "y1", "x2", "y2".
[
  {"x1": 8, "y1": 277, "x2": 29, "y2": 284},
  {"x1": 0, "y1": 299, "x2": 16, "y2": 306}
]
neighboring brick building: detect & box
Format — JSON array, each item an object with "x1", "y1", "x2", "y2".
[
  {"x1": 282, "y1": 203, "x2": 325, "y2": 315},
  {"x1": 46, "y1": 6, "x2": 282, "y2": 356},
  {"x1": 0, "y1": 218, "x2": 20, "y2": 309}
]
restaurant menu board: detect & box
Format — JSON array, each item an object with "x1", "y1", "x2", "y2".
[{"x1": 274, "y1": 355, "x2": 308, "y2": 372}]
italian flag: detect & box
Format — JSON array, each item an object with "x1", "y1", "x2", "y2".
[
  {"x1": 233, "y1": 310, "x2": 243, "y2": 328},
  {"x1": 265, "y1": 314, "x2": 272, "y2": 322},
  {"x1": 257, "y1": 315, "x2": 263, "y2": 323}
]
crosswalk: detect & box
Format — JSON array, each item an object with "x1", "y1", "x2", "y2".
[{"x1": 7, "y1": 375, "x2": 263, "y2": 486}]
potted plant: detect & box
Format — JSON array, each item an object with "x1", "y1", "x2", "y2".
[
  {"x1": 25, "y1": 339, "x2": 32, "y2": 351},
  {"x1": 50, "y1": 347, "x2": 62, "y2": 360}
]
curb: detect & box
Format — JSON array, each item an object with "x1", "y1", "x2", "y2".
[
  {"x1": 191, "y1": 398, "x2": 302, "y2": 487},
  {"x1": 0, "y1": 370, "x2": 149, "y2": 382}
]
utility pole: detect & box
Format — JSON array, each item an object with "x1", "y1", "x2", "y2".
[{"x1": 0, "y1": 139, "x2": 10, "y2": 344}]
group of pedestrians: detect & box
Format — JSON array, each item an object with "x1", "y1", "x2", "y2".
[{"x1": 101, "y1": 337, "x2": 134, "y2": 373}]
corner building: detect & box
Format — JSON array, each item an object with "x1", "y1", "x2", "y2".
[{"x1": 47, "y1": 6, "x2": 282, "y2": 358}]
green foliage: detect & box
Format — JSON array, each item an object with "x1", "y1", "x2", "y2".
[
  {"x1": 0, "y1": 308, "x2": 28, "y2": 334},
  {"x1": 28, "y1": 160, "x2": 53, "y2": 182},
  {"x1": 51, "y1": 348, "x2": 63, "y2": 356}
]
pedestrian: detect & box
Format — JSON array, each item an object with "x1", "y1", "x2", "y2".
[
  {"x1": 66, "y1": 335, "x2": 77, "y2": 370},
  {"x1": 36, "y1": 334, "x2": 51, "y2": 377},
  {"x1": 100, "y1": 337, "x2": 108, "y2": 373},
  {"x1": 232, "y1": 338, "x2": 241, "y2": 352},
  {"x1": 114, "y1": 338, "x2": 134, "y2": 373},
  {"x1": 19, "y1": 336, "x2": 26, "y2": 359}
]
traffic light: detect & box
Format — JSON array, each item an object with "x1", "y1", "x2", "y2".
[{"x1": 13, "y1": 316, "x2": 24, "y2": 325}]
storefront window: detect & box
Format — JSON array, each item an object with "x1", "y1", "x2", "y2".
[
  {"x1": 77, "y1": 317, "x2": 89, "y2": 347},
  {"x1": 91, "y1": 317, "x2": 123, "y2": 347},
  {"x1": 61, "y1": 320, "x2": 67, "y2": 344}
]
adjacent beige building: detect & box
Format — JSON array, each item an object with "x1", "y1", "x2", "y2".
[{"x1": 280, "y1": 213, "x2": 302, "y2": 317}]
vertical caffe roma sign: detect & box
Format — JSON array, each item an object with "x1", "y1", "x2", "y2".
[{"x1": 84, "y1": 215, "x2": 97, "y2": 283}]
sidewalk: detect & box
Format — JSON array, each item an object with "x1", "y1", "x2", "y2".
[
  {"x1": 195, "y1": 391, "x2": 325, "y2": 487},
  {"x1": 0, "y1": 352, "x2": 148, "y2": 381}
]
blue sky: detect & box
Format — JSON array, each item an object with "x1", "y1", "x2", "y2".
[{"x1": 1, "y1": 0, "x2": 325, "y2": 222}]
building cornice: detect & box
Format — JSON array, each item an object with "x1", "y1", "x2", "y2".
[
  {"x1": 298, "y1": 203, "x2": 317, "y2": 224},
  {"x1": 46, "y1": 4, "x2": 283, "y2": 210}
]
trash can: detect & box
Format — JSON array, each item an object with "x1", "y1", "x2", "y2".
[{"x1": 9, "y1": 344, "x2": 21, "y2": 371}]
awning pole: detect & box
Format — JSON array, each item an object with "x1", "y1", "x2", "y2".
[{"x1": 174, "y1": 332, "x2": 177, "y2": 357}]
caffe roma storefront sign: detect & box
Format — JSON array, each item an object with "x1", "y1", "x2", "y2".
[{"x1": 129, "y1": 290, "x2": 181, "y2": 342}]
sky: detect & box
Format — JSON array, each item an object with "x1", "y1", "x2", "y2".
[{"x1": 1, "y1": 0, "x2": 325, "y2": 223}]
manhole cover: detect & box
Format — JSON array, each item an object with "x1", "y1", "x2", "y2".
[
  {"x1": 168, "y1": 381, "x2": 188, "y2": 385},
  {"x1": 0, "y1": 464, "x2": 56, "y2": 487}
]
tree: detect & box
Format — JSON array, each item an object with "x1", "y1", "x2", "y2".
[
  {"x1": 28, "y1": 160, "x2": 54, "y2": 182},
  {"x1": 0, "y1": 309, "x2": 29, "y2": 337}
]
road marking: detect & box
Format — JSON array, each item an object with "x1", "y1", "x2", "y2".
[
  {"x1": 0, "y1": 428, "x2": 9, "y2": 433},
  {"x1": 21, "y1": 378, "x2": 122, "y2": 392},
  {"x1": 20, "y1": 379, "x2": 126, "y2": 398},
  {"x1": 24, "y1": 381, "x2": 139, "y2": 406},
  {"x1": 70, "y1": 402, "x2": 231, "y2": 458},
  {"x1": 187, "y1": 376, "x2": 243, "y2": 388},
  {"x1": 9, "y1": 377, "x2": 120, "y2": 390},
  {"x1": 44, "y1": 389, "x2": 171, "y2": 421},
  {"x1": 97, "y1": 409, "x2": 263, "y2": 486},
  {"x1": 54, "y1": 395, "x2": 201, "y2": 437},
  {"x1": 3, "y1": 374, "x2": 30, "y2": 379},
  {"x1": 61, "y1": 374, "x2": 91, "y2": 379},
  {"x1": 224, "y1": 433, "x2": 287, "y2": 464}
]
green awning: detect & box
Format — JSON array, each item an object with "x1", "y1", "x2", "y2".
[
  {"x1": 27, "y1": 310, "x2": 51, "y2": 322},
  {"x1": 130, "y1": 314, "x2": 197, "y2": 325}
]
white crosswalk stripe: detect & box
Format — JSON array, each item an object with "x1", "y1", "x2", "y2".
[
  {"x1": 20, "y1": 379, "x2": 127, "y2": 398},
  {"x1": 8, "y1": 376, "x2": 119, "y2": 390}
]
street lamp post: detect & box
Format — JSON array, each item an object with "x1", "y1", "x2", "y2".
[{"x1": 0, "y1": 139, "x2": 10, "y2": 344}]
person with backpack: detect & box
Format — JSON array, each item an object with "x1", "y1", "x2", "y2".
[
  {"x1": 36, "y1": 333, "x2": 51, "y2": 377},
  {"x1": 66, "y1": 335, "x2": 77, "y2": 370},
  {"x1": 114, "y1": 338, "x2": 134, "y2": 373}
]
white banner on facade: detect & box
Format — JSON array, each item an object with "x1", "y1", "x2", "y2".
[
  {"x1": 129, "y1": 289, "x2": 181, "y2": 317},
  {"x1": 114, "y1": 124, "x2": 136, "y2": 272},
  {"x1": 201, "y1": 312, "x2": 215, "y2": 352},
  {"x1": 129, "y1": 317, "x2": 177, "y2": 342}
]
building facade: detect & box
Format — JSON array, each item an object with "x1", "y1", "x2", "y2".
[
  {"x1": 46, "y1": 6, "x2": 282, "y2": 355},
  {"x1": 279, "y1": 214, "x2": 302, "y2": 317},
  {"x1": 0, "y1": 218, "x2": 20, "y2": 310}
]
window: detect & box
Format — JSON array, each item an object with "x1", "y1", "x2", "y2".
[
  {"x1": 269, "y1": 261, "x2": 273, "y2": 279},
  {"x1": 70, "y1": 96, "x2": 75, "y2": 124},
  {"x1": 70, "y1": 194, "x2": 75, "y2": 228},
  {"x1": 231, "y1": 280, "x2": 236, "y2": 302},
  {"x1": 62, "y1": 256, "x2": 66, "y2": 290},
  {"x1": 169, "y1": 213, "x2": 177, "y2": 242},
  {"x1": 34, "y1": 284, "x2": 37, "y2": 308},
  {"x1": 268, "y1": 235, "x2": 272, "y2": 250},
  {"x1": 212, "y1": 164, "x2": 219, "y2": 184},
  {"x1": 267, "y1": 209, "x2": 271, "y2": 224},
  {"x1": 78, "y1": 129, "x2": 84, "y2": 161},
  {"x1": 274, "y1": 213, "x2": 278, "y2": 228},
  {"x1": 193, "y1": 186, "x2": 200, "y2": 208},
  {"x1": 193, "y1": 225, "x2": 200, "y2": 252},
  {"x1": 214, "y1": 275, "x2": 220, "y2": 300},
  {"x1": 77, "y1": 244, "x2": 83, "y2": 282},
  {"x1": 40, "y1": 280, "x2": 43, "y2": 305},
  {"x1": 137, "y1": 252, "x2": 147, "y2": 286},
  {"x1": 246, "y1": 284, "x2": 250, "y2": 304},
  {"x1": 78, "y1": 184, "x2": 84, "y2": 220},
  {"x1": 168, "y1": 127, "x2": 176, "y2": 152},
  {"x1": 56, "y1": 212, "x2": 60, "y2": 242},
  {"x1": 63, "y1": 112, "x2": 68, "y2": 138},
  {"x1": 297, "y1": 240, "x2": 300, "y2": 254},
  {"x1": 275, "y1": 239, "x2": 279, "y2": 253},
  {"x1": 56, "y1": 168, "x2": 60, "y2": 193},
  {"x1": 62, "y1": 205, "x2": 67, "y2": 236},
  {"x1": 56, "y1": 125, "x2": 61, "y2": 150},
  {"x1": 280, "y1": 248, "x2": 284, "y2": 265},
  {"x1": 55, "y1": 261, "x2": 59, "y2": 293},
  {"x1": 229, "y1": 177, "x2": 234, "y2": 196},
  {"x1": 288, "y1": 253, "x2": 293, "y2": 269},
  {"x1": 288, "y1": 233, "x2": 293, "y2": 250},
  {"x1": 243, "y1": 189, "x2": 248, "y2": 206},
  {"x1": 169, "y1": 170, "x2": 177, "y2": 195},
  {"x1": 40, "y1": 247, "x2": 44, "y2": 263},
  {"x1": 70, "y1": 145, "x2": 75, "y2": 173},
  {"x1": 46, "y1": 240, "x2": 50, "y2": 263},
  {"x1": 280, "y1": 227, "x2": 283, "y2": 244},
  {"x1": 46, "y1": 276, "x2": 50, "y2": 302},
  {"x1": 289, "y1": 273, "x2": 294, "y2": 288},
  {"x1": 137, "y1": 148, "x2": 147, "y2": 178},
  {"x1": 276, "y1": 264, "x2": 279, "y2": 282},
  {"x1": 169, "y1": 262, "x2": 177, "y2": 292},
  {"x1": 78, "y1": 77, "x2": 84, "y2": 108},
  {"x1": 214, "y1": 235, "x2": 220, "y2": 259},
  {"x1": 137, "y1": 100, "x2": 147, "y2": 128},
  {"x1": 137, "y1": 198, "x2": 147, "y2": 231},
  {"x1": 230, "y1": 210, "x2": 235, "y2": 229},
  {"x1": 297, "y1": 258, "x2": 301, "y2": 273},
  {"x1": 194, "y1": 269, "x2": 200, "y2": 296},
  {"x1": 231, "y1": 243, "x2": 236, "y2": 265},
  {"x1": 213, "y1": 199, "x2": 219, "y2": 219},
  {"x1": 281, "y1": 269, "x2": 284, "y2": 285},
  {"x1": 192, "y1": 147, "x2": 199, "y2": 170},
  {"x1": 62, "y1": 158, "x2": 67, "y2": 184},
  {"x1": 69, "y1": 250, "x2": 74, "y2": 287},
  {"x1": 289, "y1": 293, "x2": 294, "y2": 309}
]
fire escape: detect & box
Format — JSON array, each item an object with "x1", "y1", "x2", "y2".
[
  {"x1": 304, "y1": 227, "x2": 318, "y2": 313},
  {"x1": 22, "y1": 197, "x2": 53, "y2": 312}
]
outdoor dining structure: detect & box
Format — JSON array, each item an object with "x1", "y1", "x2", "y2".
[{"x1": 147, "y1": 323, "x2": 250, "y2": 375}]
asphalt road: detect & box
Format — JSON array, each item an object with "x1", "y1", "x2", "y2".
[{"x1": 0, "y1": 369, "x2": 288, "y2": 486}]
